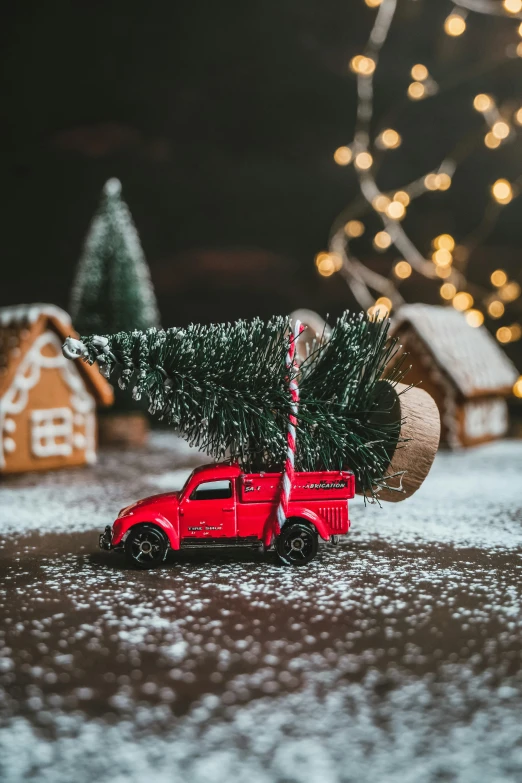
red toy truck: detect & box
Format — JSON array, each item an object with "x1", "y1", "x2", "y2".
[{"x1": 99, "y1": 463, "x2": 355, "y2": 567}]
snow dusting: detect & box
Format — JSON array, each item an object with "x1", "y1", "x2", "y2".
[{"x1": 1, "y1": 435, "x2": 522, "y2": 782}]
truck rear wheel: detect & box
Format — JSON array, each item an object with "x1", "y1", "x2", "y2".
[
  {"x1": 125, "y1": 524, "x2": 169, "y2": 569},
  {"x1": 276, "y1": 520, "x2": 318, "y2": 566}
]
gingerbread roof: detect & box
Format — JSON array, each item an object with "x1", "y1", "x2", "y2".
[
  {"x1": 0, "y1": 303, "x2": 113, "y2": 406},
  {"x1": 392, "y1": 304, "x2": 518, "y2": 399}
]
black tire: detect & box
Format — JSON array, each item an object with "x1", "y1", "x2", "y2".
[
  {"x1": 124, "y1": 524, "x2": 169, "y2": 569},
  {"x1": 276, "y1": 520, "x2": 318, "y2": 566}
]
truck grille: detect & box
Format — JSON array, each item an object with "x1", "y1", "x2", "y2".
[{"x1": 319, "y1": 505, "x2": 346, "y2": 531}]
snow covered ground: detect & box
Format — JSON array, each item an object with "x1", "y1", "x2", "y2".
[{"x1": 1, "y1": 435, "x2": 522, "y2": 782}]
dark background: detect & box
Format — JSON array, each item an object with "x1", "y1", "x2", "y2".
[{"x1": 2, "y1": 0, "x2": 522, "y2": 361}]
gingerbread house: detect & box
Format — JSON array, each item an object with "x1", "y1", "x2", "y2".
[
  {"x1": 391, "y1": 304, "x2": 518, "y2": 448},
  {"x1": 0, "y1": 304, "x2": 113, "y2": 474}
]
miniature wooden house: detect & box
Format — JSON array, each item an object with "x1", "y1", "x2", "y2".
[
  {"x1": 0, "y1": 304, "x2": 113, "y2": 474},
  {"x1": 391, "y1": 304, "x2": 518, "y2": 448}
]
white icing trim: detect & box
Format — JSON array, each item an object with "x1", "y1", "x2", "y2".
[
  {"x1": 3, "y1": 418, "x2": 15, "y2": 433},
  {"x1": 31, "y1": 408, "x2": 73, "y2": 458},
  {"x1": 73, "y1": 432, "x2": 86, "y2": 449},
  {"x1": 3, "y1": 437, "x2": 15, "y2": 453},
  {"x1": 0, "y1": 304, "x2": 71, "y2": 329},
  {"x1": 0, "y1": 331, "x2": 95, "y2": 468},
  {"x1": 463, "y1": 399, "x2": 507, "y2": 441}
]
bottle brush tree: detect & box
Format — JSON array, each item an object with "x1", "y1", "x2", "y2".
[
  {"x1": 69, "y1": 178, "x2": 160, "y2": 336},
  {"x1": 63, "y1": 312, "x2": 409, "y2": 498}
]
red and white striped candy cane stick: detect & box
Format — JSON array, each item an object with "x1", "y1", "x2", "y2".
[{"x1": 276, "y1": 319, "x2": 304, "y2": 533}]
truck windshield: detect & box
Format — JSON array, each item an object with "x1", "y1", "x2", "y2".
[{"x1": 179, "y1": 470, "x2": 196, "y2": 499}]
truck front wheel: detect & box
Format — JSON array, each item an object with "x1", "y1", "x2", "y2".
[
  {"x1": 125, "y1": 524, "x2": 169, "y2": 569},
  {"x1": 276, "y1": 520, "x2": 318, "y2": 566}
]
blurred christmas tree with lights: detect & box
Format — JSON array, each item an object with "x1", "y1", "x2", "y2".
[
  {"x1": 70, "y1": 178, "x2": 160, "y2": 422},
  {"x1": 70, "y1": 178, "x2": 160, "y2": 336},
  {"x1": 315, "y1": 0, "x2": 522, "y2": 397}
]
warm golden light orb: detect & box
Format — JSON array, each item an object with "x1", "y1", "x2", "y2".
[
  {"x1": 444, "y1": 14, "x2": 466, "y2": 37},
  {"x1": 408, "y1": 81, "x2": 426, "y2": 100},
  {"x1": 452, "y1": 292, "x2": 474, "y2": 311},
  {"x1": 492, "y1": 121, "x2": 510, "y2": 140},
  {"x1": 386, "y1": 201, "x2": 406, "y2": 220},
  {"x1": 491, "y1": 179, "x2": 513, "y2": 205},
  {"x1": 440, "y1": 283, "x2": 457, "y2": 300},
  {"x1": 473, "y1": 94, "x2": 492, "y2": 112},
  {"x1": 354, "y1": 152, "x2": 373, "y2": 170},
  {"x1": 394, "y1": 261, "x2": 412, "y2": 279},
  {"x1": 496, "y1": 326, "x2": 512, "y2": 343},
  {"x1": 488, "y1": 300, "x2": 505, "y2": 319},
  {"x1": 373, "y1": 231, "x2": 392, "y2": 250},
  {"x1": 411, "y1": 64, "x2": 428, "y2": 82},
  {"x1": 334, "y1": 146, "x2": 352, "y2": 165},
  {"x1": 504, "y1": 0, "x2": 522, "y2": 14},
  {"x1": 465, "y1": 309, "x2": 484, "y2": 328},
  {"x1": 491, "y1": 269, "x2": 508, "y2": 287},
  {"x1": 344, "y1": 220, "x2": 365, "y2": 238}
]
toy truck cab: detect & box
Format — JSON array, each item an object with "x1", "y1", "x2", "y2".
[{"x1": 100, "y1": 463, "x2": 355, "y2": 568}]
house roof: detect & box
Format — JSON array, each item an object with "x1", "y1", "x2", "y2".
[
  {"x1": 392, "y1": 304, "x2": 518, "y2": 399},
  {"x1": 0, "y1": 303, "x2": 113, "y2": 406}
]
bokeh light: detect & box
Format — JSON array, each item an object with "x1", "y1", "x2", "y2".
[
  {"x1": 452, "y1": 291, "x2": 474, "y2": 311},
  {"x1": 491, "y1": 269, "x2": 508, "y2": 287},
  {"x1": 411, "y1": 64, "x2": 428, "y2": 81},
  {"x1": 465, "y1": 309, "x2": 484, "y2": 328},
  {"x1": 440, "y1": 283, "x2": 457, "y2": 300},
  {"x1": 496, "y1": 326, "x2": 512, "y2": 343},
  {"x1": 444, "y1": 14, "x2": 466, "y2": 37},
  {"x1": 394, "y1": 190, "x2": 410, "y2": 206},
  {"x1": 492, "y1": 121, "x2": 510, "y2": 140},
  {"x1": 408, "y1": 81, "x2": 426, "y2": 100},
  {"x1": 394, "y1": 260, "x2": 412, "y2": 279},
  {"x1": 334, "y1": 146, "x2": 352, "y2": 165},
  {"x1": 372, "y1": 195, "x2": 391, "y2": 212},
  {"x1": 432, "y1": 248, "x2": 453, "y2": 267},
  {"x1": 379, "y1": 128, "x2": 401, "y2": 149},
  {"x1": 473, "y1": 94, "x2": 492, "y2": 112},
  {"x1": 354, "y1": 151, "x2": 373, "y2": 170},
  {"x1": 373, "y1": 231, "x2": 392, "y2": 250},
  {"x1": 488, "y1": 300, "x2": 505, "y2": 318},
  {"x1": 386, "y1": 200, "x2": 406, "y2": 219},
  {"x1": 499, "y1": 281, "x2": 521, "y2": 302},
  {"x1": 434, "y1": 234, "x2": 455, "y2": 251},
  {"x1": 491, "y1": 179, "x2": 513, "y2": 204},
  {"x1": 485, "y1": 132, "x2": 501, "y2": 149},
  {"x1": 350, "y1": 55, "x2": 376, "y2": 75},
  {"x1": 344, "y1": 220, "x2": 365, "y2": 238},
  {"x1": 503, "y1": 0, "x2": 522, "y2": 13}
]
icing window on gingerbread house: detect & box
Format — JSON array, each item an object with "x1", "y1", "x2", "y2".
[{"x1": 31, "y1": 408, "x2": 73, "y2": 458}]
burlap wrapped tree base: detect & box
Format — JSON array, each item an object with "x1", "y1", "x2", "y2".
[{"x1": 371, "y1": 382, "x2": 440, "y2": 503}]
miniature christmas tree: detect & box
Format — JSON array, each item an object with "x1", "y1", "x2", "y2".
[
  {"x1": 63, "y1": 312, "x2": 407, "y2": 497},
  {"x1": 69, "y1": 178, "x2": 160, "y2": 336}
]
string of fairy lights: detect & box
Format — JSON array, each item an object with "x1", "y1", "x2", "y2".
[{"x1": 315, "y1": 0, "x2": 522, "y2": 396}]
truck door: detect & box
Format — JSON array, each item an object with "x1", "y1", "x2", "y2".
[{"x1": 179, "y1": 479, "x2": 236, "y2": 539}]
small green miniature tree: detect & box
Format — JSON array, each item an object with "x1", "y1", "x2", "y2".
[
  {"x1": 69, "y1": 178, "x2": 160, "y2": 336},
  {"x1": 63, "y1": 312, "x2": 406, "y2": 496}
]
